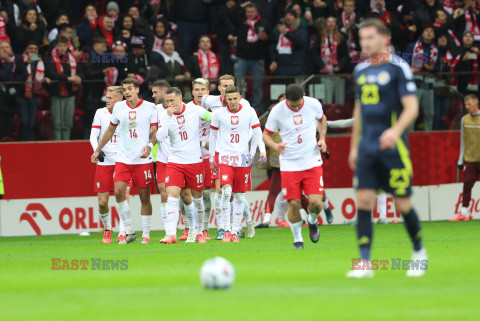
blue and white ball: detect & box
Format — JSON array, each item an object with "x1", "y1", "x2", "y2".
[{"x1": 200, "y1": 257, "x2": 235, "y2": 289}]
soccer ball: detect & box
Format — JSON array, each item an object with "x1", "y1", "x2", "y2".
[{"x1": 200, "y1": 257, "x2": 235, "y2": 289}]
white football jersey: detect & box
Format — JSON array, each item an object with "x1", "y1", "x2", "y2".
[
  {"x1": 91, "y1": 107, "x2": 118, "y2": 166},
  {"x1": 110, "y1": 99, "x2": 157, "y2": 165},
  {"x1": 201, "y1": 94, "x2": 252, "y2": 112},
  {"x1": 157, "y1": 103, "x2": 210, "y2": 164},
  {"x1": 265, "y1": 96, "x2": 324, "y2": 171},
  {"x1": 188, "y1": 100, "x2": 210, "y2": 159},
  {"x1": 210, "y1": 104, "x2": 261, "y2": 167},
  {"x1": 156, "y1": 103, "x2": 170, "y2": 164}
]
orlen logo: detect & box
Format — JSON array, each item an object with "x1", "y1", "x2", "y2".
[
  {"x1": 455, "y1": 193, "x2": 480, "y2": 214},
  {"x1": 20, "y1": 203, "x2": 52, "y2": 235},
  {"x1": 19, "y1": 203, "x2": 120, "y2": 235},
  {"x1": 341, "y1": 196, "x2": 400, "y2": 220}
]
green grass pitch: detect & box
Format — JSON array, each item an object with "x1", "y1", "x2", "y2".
[{"x1": 1, "y1": 221, "x2": 479, "y2": 321}]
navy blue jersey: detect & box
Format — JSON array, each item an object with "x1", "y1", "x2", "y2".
[{"x1": 353, "y1": 54, "x2": 417, "y2": 154}]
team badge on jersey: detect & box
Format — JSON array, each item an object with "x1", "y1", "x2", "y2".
[
  {"x1": 231, "y1": 116, "x2": 239, "y2": 125},
  {"x1": 176, "y1": 115, "x2": 185, "y2": 125},
  {"x1": 222, "y1": 174, "x2": 228, "y2": 181},
  {"x1": 165, "y1": 176, "x2": 170, "y2": 183},
  {"x1": 129, "y1": 111, "x2": 136, "y2": 120},
  {"x1": 293, "y1": 115, "x2": 303, "y2": 125},
  {"x1": 378, "y1": 71, "x2": 391, "y2": 85}
]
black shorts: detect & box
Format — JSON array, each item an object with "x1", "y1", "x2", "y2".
[{"x1": 355, "y1": 146, "x2": 413, "y2": 197}]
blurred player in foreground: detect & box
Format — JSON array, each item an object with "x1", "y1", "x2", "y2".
[
  {"x1": 90, "y1": 86, "x2": 123, "y2": 243},
  {"x1": 263, "y1": 84, "x2": 327, "y2": 249},
  {"x1": 347, "y1": 18, "x2": 426, "y2": 278}
]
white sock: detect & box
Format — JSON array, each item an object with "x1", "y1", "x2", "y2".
[
  {"x1": 160, "y1": 202, "x2": 169, "y2": 235},
  {"x1": 193, "y1": 197, "x2": 205, "y2": 235},
  {"x1": 141, "y1": 215, "x2": 152, "y2": 238},
  {"x1": 290, "y1": 220, "x2": 303, "y2": 243},
  {"x1": 166, "y1": 197, "x2": 180, "y2": 236},
  {"x1": 230, "y1": 200, "x2": 234, "y2": 227},
  {"x1": 377, "y1": 192, "x2": 387, "y2": 219},
  {"x1": 203, "y1": 189, "x2": 211, "y2": 230},
  {"x1": 179, "y1": 198, "x2": 189, "y2": 229},
  {"x1": 232, "y1": 193, "x2": 245, "y2": 234},
  {"x1": 214, "y1": 192, "x2": 223, "y2": 229},
  {"x1": 184, "y1": 202, "x2": 196, "y2": 234},
  {"x1": 275, "y1": 192, "x2": 288, "y2": 222},
  {"x1": 300, "y1": 208, "x2": 308, "y2": 222},
  {"x1": 243, "y1": 197, "x2": 252, "y2": 223},
  {"x1": 117, "y1": 200, "x2": 133, "y2": 234},
  {"x1": 262, "y1": 212, "x2": 271, "y2": 224},
  {"x1": 221, "y1": 186, "x2": 232, "y2": 231},
  {"x1": 99, "y1": 212, "x2": 111, "y2": 230},
  {"x1": 308, "y1": 211, "x2": 320, "y2": 225},
  {"x1": 461, "y1": 207, "x2": 469, "y2": 216},
  {"x1": 323, "y1": 198, "x2": 330, "y2": 210},
  {"x1": 118, "y1": 216, "x2": 126, "y2": 235}
]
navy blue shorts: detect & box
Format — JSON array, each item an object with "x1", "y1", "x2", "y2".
[{"x1": 355, "y1": 147, "x2": 413, "y2": 197}]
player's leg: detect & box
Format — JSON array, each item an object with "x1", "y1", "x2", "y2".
[
  {"x1": 180, "y1": 188, "x2": 197, "y2": 243},
  {"x1": 322, "y1": 191, "x2": 334, "y2": 224},
  {"x1": 202, "y1": 187, "x2": 212, "y2": 239},
  {"x1": 452, "y1": 162, "x2": 476, "y2": 221},
  {"x1": 115, "y1": 180, "x2": 136, "y2": 244},
  {"x1": 178, "y1": 197, "x2": 190, "y2": 240},
  {"x1": 156, "y1": 162, "x2": 170, "y2": 234},
  {"x1": 231, "y1": 192, "x2": 245, "y2": 242},
  {"x1": 395, "y1": 196, "x2": 427, "y2": 277},
  {"x1": 275, "y1": 191, "x2": 289, "y2": 227},
  {"x1": 137, "y1": 187, "x2": 152, "y2": 244},
  {"x1": 219, "y1": 164, "x2": 236, "y2": 242},
  {"x1": 161, "y1": 185, "x2": 181, "y2": 244},
  {"x1": 242, "y1": 197, "x2": 255, "y2": 238},
  {"x1": 214, "y1": 178, "x2": 225, "y2": 239},
  {"x1": 281, "y1": 170, "x2": 304, "y2": 249},
  {"x1": 185, "y1": 162, "x2": 207, "y2": 243},
  {"x1": 258, "y1": 168, "x2": 282, "y2": 228},
  {"x1": 98, "y1": 192, "x2": 112, "y2": 243},
  {"x1": 376, "y1": 191, "x2": 387, "y2": 223},
  {"x1": 192, "y1": 189, "x2": 207, "y2": 243},
  {"x1": 301, "y1": 166, "x2": 325, "y2": 242}
]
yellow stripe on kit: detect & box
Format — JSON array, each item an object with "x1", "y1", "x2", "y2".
[{"x1": 0, "y1": 156, "x2": 4, "y2": 197}]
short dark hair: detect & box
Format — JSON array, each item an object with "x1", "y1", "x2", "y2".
[
  {"x1": 152, "y1": 79, "x2": 171, "y2": 89},
  {"x1": 359, "y1": 18, "x2": 391, "y2": 36},
  {"x1": 93, "y1": 37, "x2": 108, "y2": 46},
  {"x1": 165, "y1": 87, "x2": 182, "y2": 97},
  {"x1": 58, "y1": 23, "x2": 72, "y2": 33},
  {"x1": 121, "y1": 78, "x2": 140, "y2": 88},
  {"x1": 245, "y1": 3, "x2": 258, "y2": 10},
  {"x1": 56, "y1": 12, "x2": 69, "y2": 22},
  {"x1": 225, "y1": 86, "x2": 240, "y2": 94},
  {"x1": 285, "y1": 84, "x2": 303, "y2": 101},
  {"x1": 56, "y1": 36, "x2": 69, "y2": 44}
]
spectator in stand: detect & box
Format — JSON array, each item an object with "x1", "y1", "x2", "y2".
[
  {"x1": 397, "y1": 6, "x2": 418, "y2": 52},
  {"x1": 455, "y1": 30, "x2": 480, "y2": 96},
  {"x1": 453, "y1": 0, "x2": 480, "y2": 42},
  {"x1": 47, "y1": 12, "x2": 69, "y2": 43},
  {"x1": 118, "y1": 15, "x2": 135, "y2": 48},
  {"x1": 414, "y1": 0, "x2": 440, "y2": 31},
  {"x1": 106, "y1": 1, "x2": 120, "y2": 26},
  {"x1": 313, "y1": 15, "x2": 349, "y2": 105},
  {"x1": 160, "y1": 38, "x2": 190, "y2": 84},
  {"x1": 174, "y1": 0, "x2": 209, "y2": 61},
  {"x1": 307, "y1": 0, "x2": 336, "y2": 22},
  {"x1": 152, "y1": 19, "x2": 173, "y2": 54},
  {"x1": 45, "y1": 36, "x2": 83, "y2": 141},
  {"x1": 0, "y1": 40, "x2": 28, "y2": 140},
  {"x1": 407, "y1": 24, "x2": 440, "y2": 131},
  {"x1": 14, "y1": 9, "x2": 46, "y2": 53},
  {"x1": 211, "y1": 0, "x2": 238, "y2": 75},
  {"x1": 111, "y1": 40, "x2": 128, "y2": 84},
  {"x1": 187, "y1": 35, "x2": 222, "y2": 86},
  {"x1": 247, "y1": 0, "x2": 282, "y2": 29},
  {"x1": 13, "y1": 0, "x2": 45, "y2": 26},
  {"x1": 337, "y1": 0, "x2": 360, "y2": 58},
  {"x1": 234, "y1": 3, "x2": 273, "y2": 110},
  {"x1": 17, "y1": 42, "x2": 50, "y2": 141},
  {"x1": 291, "y1": 3, "x2": 313, "y2": 28},
  {"x1": 37, "y1": 0, "x2": 69, "y2": 31},
  {"x1": 49, "y1": 24, "x2": 81, "y2": 59},
  {"x1": 76, "y1": 5, "x2": 99, "y2": 48},
  {"x1": 127, "y1": 35, "x2": 167, "y2": 98},
  {"x1": 128, "y1": 5, "x2": 153, "y2": 50},
  {"x1": 82, "y1": 37, "x2": 111, "y2": 139},
  {"x1": 270, "y1": 8, "x2": 308, "y2": 77},
  {"x1": 92, "y1": 15, "x2": 117, "y2": 48},
  {"x1": 368, "y1": 0, "x2": 399, "y2": 42}
]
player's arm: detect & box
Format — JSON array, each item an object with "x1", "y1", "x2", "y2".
[
  {"x1": 458, "y1": 116, "x2": 465, "y2": 168},
  {"x1": 156, "y1": 112, "x2": 172, "y2": 143},
  {"x1": 200, "y1": 110, "x2": 212, "y2": 121},
  {"x1": 141, "y1": 124, "x2": 158, "y2": 158},
  {"x1": 250, "y1": 126, "x2": 267, "y2": 164},
  {"x1": 317, "y1": 114, "x2": 327, "y2": 153},
  {"x1": 379, "y1": 94, "x2": 419, "y2": 150},
  {"x1": 91, "y1": 124, "x2": 116, "y2": 163},
  {"x1": 90, "y1": 111, "x2": 101, "y2": 151},
  {"x1": 209, "y1": 124, "x2": 219, "y2": 174},
  {"x1": 327, "y1": 118, "x2": 354, "y2": 128},
  {"x1": 263, "y1": 110, "x2": 286, "y2": 154},
  {"x1": 348, "y1": 100, "x2": 361, "y2": 170}
]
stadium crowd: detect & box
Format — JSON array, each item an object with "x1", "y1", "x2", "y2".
[{"x1": 0, "y1": 0, "x2": 478, "y2": 141}]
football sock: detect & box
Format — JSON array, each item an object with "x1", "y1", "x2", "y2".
[
  {"x1": 323, "y1": 198, "x2": 330, "y2": 211},
  {"x1": 299, "y1": 209, "x2": 308, "y2": 222},
  {"x1": 243, "y1": 197, "x2": 252, "y2": 223},
  {"x1": 221, "y1": 185, "x2": 232, "y2": 231},
  {"x1": 166, "y1": 197, "x2": 180, "y2": 236},
  {"x1": 214, "y1": 192, "x2": 223, "y2": 229},
  {"x1": 179, "y1": 198, "x2": 189, "y2": 229},
  {"x1": 232, "y1": 193, "x2": 245, "y2": 234},
  {"x1": 118, "y1": 217, "x2": 126, "y2": 235},
  {"x1": 289, "y1": 220, "x2": 303, "y2": 243},
  {"x1": 160, "y1": 202, "x2": 168, "y2": 232},
  {"x1": 203, "y1": 189, "x2": 211, "y2": 230},
  {"x1": 193, "y1": 197, "x2": 205, "y2": 236},
  {"x1": 262, "y1": 212, "x2": 271, "y2": 224},
  {"x1": 184, "y1": 202, "x2": 196, "y2": 234},
  {"x1": 308, "y1": 209, "x2": 320, "y2": 225},
  {"x1": 461, "y1": 207, "x2": 469, "y2": 216},
  {"x1": 356, "y1": 209, "x2": 372, "y2": 261},
  {"x1": 377, "y1": 192, "x2": 387, "y2": 219},
  {"x1": 99, "y1": 212, "x2": 110, "y2": 230},
  {"x1": 402, "y1": 208, "x2": 423, "y2": 251},
  {"x1": 117, "y1": 200, "x2": 133, "y2": 234},
  {"x1": 141, "y1": 215, "x2": 151, "y2": 238},
  {"x1": 275, "y1": 192, "x2": 287, "y2": 222}
]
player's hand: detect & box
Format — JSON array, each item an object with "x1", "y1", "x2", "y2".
[
  {"x1": 275, "y1": 142, "x2": 287, "y2": 154},
  {"x1": 140, "y1": 146, "x2": 151, "y2": 158},
  {"x1": 91, "y1": 151, "x2": 99, "y2": 164},
  {"x1": 348, "y1": 148, "x2": 357, "y2": 171},
  {"x1": 379, "y1": 127, "x2": 401, "y2": 150},
  {"x1": 166, "y1": 104, "x2": 175, "y2": 116},
  {"x1": 259, "y1": 152, "x2": 267, "y2": 164},
  {"x1": 210, "y1": 160, "x2": 218, "y2": 174},
  {"x1": 318, "y1": 138, "x2": 327, "y2": 153},
  {"x1": 457, "y1": 162, "x2": 464, "y2": 170}
]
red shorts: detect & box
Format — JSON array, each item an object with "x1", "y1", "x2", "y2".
[
  {"x1": 156, "y1": 161, "x2": 167, "y2": 183},
  {"x1": 114, "y1": 162, "x2": 154, "y2": 188},
  {"x1": 218, "y1": 165, "x2": 251, "y2": 193},
  {"x1": 166, "y1": 162, "x2": 204, "y2": 191},
  {"x1": 94, "y1": 165, "x2": 115, "y2": 193},
  {"x1": 203, "y1": 158, "x2": 214, "y2": 188},
  {"x1": 281, "y1": 166, "x2": 324, "y2": 200}
]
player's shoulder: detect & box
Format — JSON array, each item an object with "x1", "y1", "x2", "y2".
[
  {"x1": 303, "y1": 96, "x2": 322, "y2": 108},
  {"x1": 269, "y1": 100, "x2": 286, "y2": 116},
  {"x1": 353, "y1": 61, "x2": 371, "y2": 75},
  {"x1": 240, "y1": 98, "x2": 252, "y2": 108},
  {"x1": 388, "y1": 54, "x2": 414, "y2": 79},
  {"x1": 141, "y1": 100, "x2": 156, "y2": 109}
]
